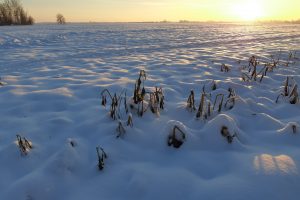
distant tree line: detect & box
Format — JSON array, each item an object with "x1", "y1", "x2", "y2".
[{"x1": 0, "y1": 0, "x2": 34, "y2": 25}]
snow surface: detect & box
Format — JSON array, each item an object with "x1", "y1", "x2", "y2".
[{"x1": 0, "y1": 23, "x2": 300, "y2": 200}]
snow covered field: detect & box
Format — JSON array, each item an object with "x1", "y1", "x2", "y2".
[{"x1": 0, "y1": 23, "x2": 300, "y2": 200}]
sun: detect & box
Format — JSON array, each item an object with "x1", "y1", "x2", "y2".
[{"x1": 232, "y1": 0, "x2": 264, "y2": 21}]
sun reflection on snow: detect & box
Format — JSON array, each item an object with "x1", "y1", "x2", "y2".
[{"x1": 253, "y1": 154, "x2": 298, "y2": 175}]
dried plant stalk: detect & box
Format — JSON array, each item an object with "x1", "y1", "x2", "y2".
[
  {"x1": 187, "y1": 90, "x2": 196, "y2": 111},
  {"x1": 220, "y1": 126, "x2": 236, "y2": 144},
  {"x1": 16, "y1": 135, "x2": 32, "y2": 155},
  {"x1": 221, "y1": 63, "x2": 230, "y2": 72},
  {"x1": 284, "y1": 77, "x2": 289, "y2": 96},
  {"x1": 167, "y1": 125, "x2": 186, "y2": 148},
  {"x1": 196, "y1": 93, "x2": 205, "y2": 119},
  {"x1": 116, "y1": 121, "x2": 126, "y2": 138},
  {"x1": 127, "y1": 114, "x2": 133, "y2": 127},
  {"x1": 289, "y1": 84, "x2": 298, "y2": 104},
  {"x1": 292, "y1": 125, "x2": 297, "y2": 134},
  {"x1": 96, "y1": 146, "x2": 107, "y2": 171}
]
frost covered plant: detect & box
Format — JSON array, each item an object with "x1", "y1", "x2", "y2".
[
  {"x1": 16, "y1": 135, "x2": 32, "y2": 155},
  {"x1": 167, "y1": 125, "x2": 186, "y2": 148},
  {"x1": 276, "y1": 77, "x2": 299, "y2": 104},
  {"x1": 96, "y1": 146, "x2": 107, "y2": 171},
  {"x1": 220, "y1": 126, "x2": 236, "y2": 144}
]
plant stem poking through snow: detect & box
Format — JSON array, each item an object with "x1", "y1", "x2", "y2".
[
  {"x1": 116, "y1": 120, "x2": 126, "y2": 138},
  {"x1": 130, "y1": 70, "x2": 164, "y2": 116},
  {"x1": 221, "y1": 63, "x2": 230, "y2": 72},
  {"x1": 292, "y1": 125, "x2": 297, "y2": 134},
  {"x1": 149, "y1": 87, "x2": 164, "y2": 115},
  {"x1": 213, "y1": 94, "x2": 224, "y2": 113},
  {"x1": 127, "y1": 113, "x2": 133, "y2": 127},
  {"x1": 211, "y1": 80, "x2": 217, "y2": 91},
  {"x1": 276, "y1": 77, "x2": 298, "y2": 104},
  {"x1": 16, "y1": 135, "x2": 32, "y2": 155},
  {"x1": 241, "y1": 55, "x2": 272, "y2": 83},
  {"x1": 187, "y1": 90, "x2": 196, "y2": 111},
  {"x1": 96, "y1": 146, "x2": 107, "y2": 171},
  {"x1": 289, "y1": 84, "x2": 299, "y2": 104},
  {"x1": 167, "y1": 125, "x2": 186, "y2": 148},
  {"x1": 220, "y1": 126, "x2": 236, "y2": 144},
  {"x1": 133, "y1": 70, "x2": 146, "y2": 104},
  {"x1": 196, "y1": 93, "x2": 205, "y2": 119},
  {"x1": 100, "y1": 88, "x2": 127, "y2": 120}
]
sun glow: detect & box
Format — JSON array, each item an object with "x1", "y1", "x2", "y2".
[{"x1": 232, "y1": 0, "x2": 264, "y2": 21}]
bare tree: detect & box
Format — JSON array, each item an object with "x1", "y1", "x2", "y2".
[
  {"x1": 0, "y1": 0, "x2": 34, "y2": 25},
  {"x1": 56, "y1": 13, "x2": 66, "y2": 25}
]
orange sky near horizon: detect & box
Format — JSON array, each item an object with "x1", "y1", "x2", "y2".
[{"x1": 23, "y1": 0, "x2": 300, "y2": 22}]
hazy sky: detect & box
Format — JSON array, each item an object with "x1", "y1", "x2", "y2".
[{"x1": 22, "y1": 0, "x2": 300, "y2": 22}]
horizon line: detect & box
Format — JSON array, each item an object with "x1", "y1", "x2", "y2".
[{"x1": 34, "y1": 19, "x2": 300, "y2": 24}]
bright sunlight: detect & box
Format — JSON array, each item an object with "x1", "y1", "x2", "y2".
[{"x1": 232, "y1": 0, "x2": 264, "y2": 21}]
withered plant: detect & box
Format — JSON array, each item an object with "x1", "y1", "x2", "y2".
[
  {"x1": 127, "y1": 113, "x2": 133, "y2": 127},
  {"x1": 276, "y1": 76, "x2": 299, "y2": 104},
  {"x1": 292, "y1": 125, "x2": 297, "y2": 134},
  {"x1": 167, "y1": 125, "x2": 186, "y2": 148},
  {"x1": 16, "y1": 134, "x2": 32, "y2": 155},
  {"x1": 149, "y1": 87, "x2": 164, "y2": 115},
  {"x1": 221, "y1": 63, "x2": 230, "y2": 72},
  {"x1": 101, "y1": 89, "x2": 126, "y2": 120},
  {"x1": 130, "y1": 70, "x2": 165, "y2": 116},
  {"x1": 242, "y1": 55, "x2": 269, "y2": 83},
  {"x1": 213, "y1": 94, "x2": 224, "y2": 113},
  {"x1": 96, "y1": 146, "x2": 107, "y2": 171},
  {"x1": 116, "y1": 120, "x2": 126, "y2": 138},
  {"x1": 187, "y1": 90, "x2": 196, "y2": 111},
  {"x1": 220, "y1": 126, "x2": 236, "y2": 144},
  {"x1": 188, "y1": 84, "x2": 236, "y2": 120}
]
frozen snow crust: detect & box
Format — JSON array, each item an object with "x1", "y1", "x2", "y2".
[{"x1": 0, "y1": 23, "x2": 300, "y2": 200}]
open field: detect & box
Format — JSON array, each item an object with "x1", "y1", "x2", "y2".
[{"x1": 0, "y1": 23, "x2": 300, "y2": 200}]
